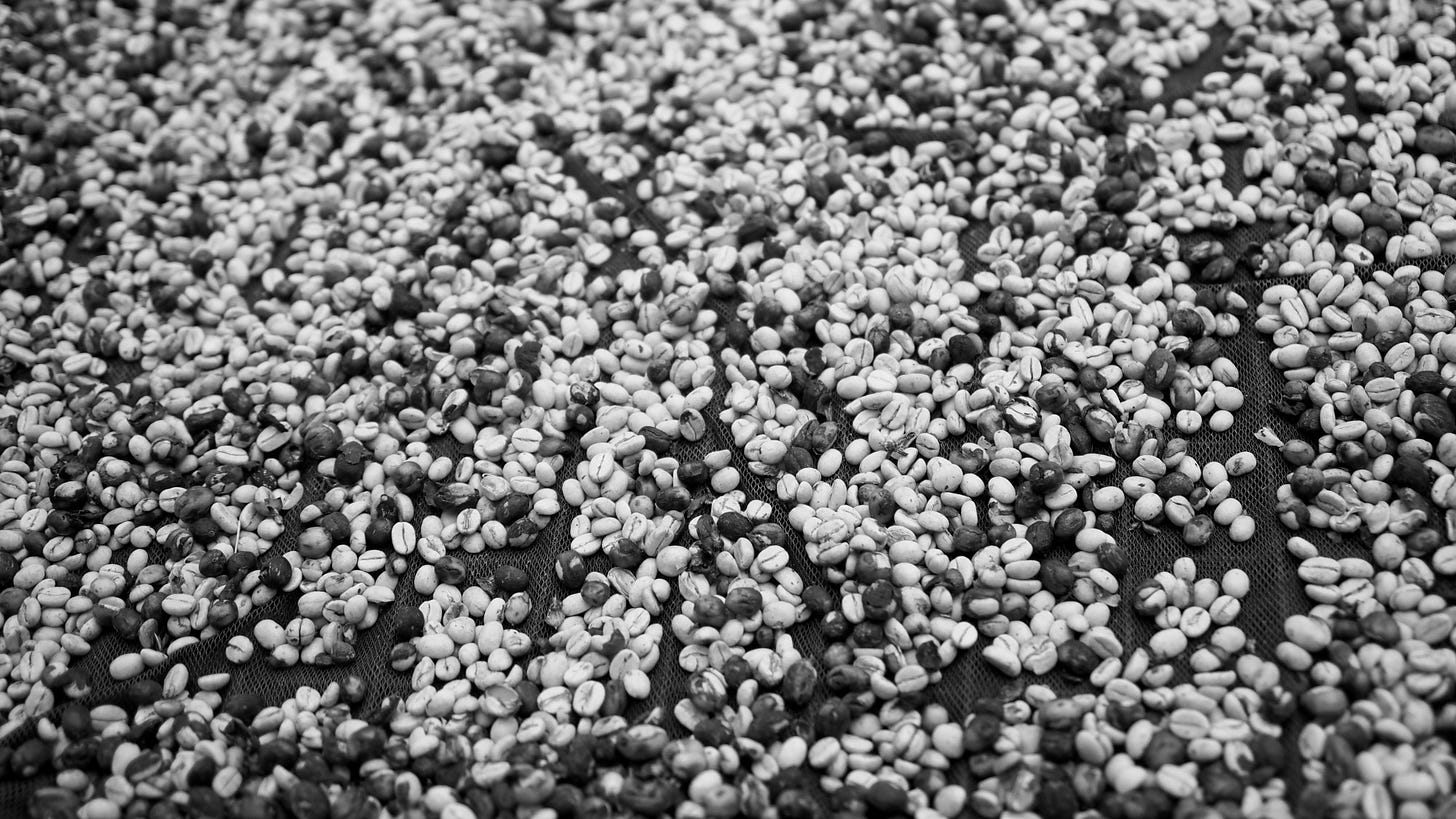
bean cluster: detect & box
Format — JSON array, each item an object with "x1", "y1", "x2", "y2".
[{"x1": 3, "y1": 0, "x2": 1456, "y2": 818}]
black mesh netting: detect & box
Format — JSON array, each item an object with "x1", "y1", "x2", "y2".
[{"x1": 0, "y1": 16, "x2": 1445, "y2": 816}]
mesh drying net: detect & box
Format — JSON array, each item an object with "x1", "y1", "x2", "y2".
[{"x1": 0, "y1": 13, "x2": 1444, "y2": 816}]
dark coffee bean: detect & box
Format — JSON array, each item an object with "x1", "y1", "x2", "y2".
[
  {"x1": 677, "y1": 460, "x2": 710, "y2": 486},
  {"x1": 1360, "y1": 203, "x2": 1402, "y2": 233},
  {"x1": 208, "y1": 599, "x2": 239, "y2": 629},
  {"x1": 962, "y1": 713, "x2": 1001, "y2": 754},
  {"x1": 781, "y1": 661, "x2": 817, "y2": 708},
  {"x1": 302, "y1": 421, "x2": 343, "y2": 459},
  {"x1": 222, "y1": 692, "x2": 265, "y2": 723},
  {"x1": 1057, "y1": 640, "x2": 1098, "y2": 679},
  {"x1": 318, "y1": 511, "x2": 351, "y2": 544},
  {"x1": 692, "y1": 596, "x2": 729, "y2": 628},
  {"x1": 125, "y1": 680, "x2": 163, "y2": 709},
  {"x1": 504, "y1": 519, "x2": 539, "y2": 549},
  {"x1": 1389, "y1": 455, "x2": 1433, "y2": 493},
  {"x1": 1358, "y1": 611, "x2": 1400, "y2": 646},
  {"x1": 334, "y1": 441, "x2": 369, "y2": 484},
  {"x1": 1414, "y1": 393, "x2": 1455, "y2": 439},
  {"x1": 260, "y1": 555, "x2": 292, "y2": 589},
  {"x1": 1289, "y1": 465, "x2": 1325, "y2": 499},
  {"x1": 1097, "y1": 542, "x2": 1129, "y2": 576},
  {"x1": 725, "y1": 587, "x2": 763, "y2": 617},
  {"x1": 175, "y1": 486, "x2": 215, "y2": 521},
  {"x1": 802, "y1": 585, "x2": 835, "y2": 615},
  {"x1": 655, "y1": 486, "x2": 692, "y2": 512},
  {"x1": 1142, "y1": 348, "x2": 1177, "y2": 390},
  {"x1": 1199, "y1": 257, "x2": 1236, "y2": 282},
  {"x1": 1028, "y1": 461, "x2": 1064, "y2": 493},
  {"x1": 1416, "y1": 124, "x2": 1456, "y2": 158},
  {"x1": 1155, "y1": 473, "x2": 1195, "y2": 498},
  {"x1": 1039, "y1": 560, "x2": 1075, "y2": 597},
  {"x1": 494, "y1": 564, "x2": 528, "y2": 594},
  {"x1": 60, "y1": 703, "x2": 92, "y2": 741},
  {"x1": 580, "y1": 579, "x2": 610, "y2": 608},
  {"x1": 363, "y1": 518, "x2": 393, "y2": 551},
  {"x1": 392, "y1": 607, "x2": 426, "y2": 641},
  {"x1": 716, "y1": 511, "x2": 752, "y2": 539},
  {"x1": 286, "y1": 780, "x2": 330, "y2": 819},
  {"x1": 865, "y1": 781, "x2": 908, "y2": 815},
  {"x1": 1302, "y1": 167, "x2": 1336, "y2": 194},
  {"x1": 554, "y1": 552, "x2": 586, "y2": 590},
  {"x1": 1034, "y1": 768, "x2": 1079, "y2": 819},
  {"x1": 1407, "y1": 371, "x2": 1445, "y2": 394},
  {"x1": 1142, "y1": 729, "x2": 1187, "y2": 767}
]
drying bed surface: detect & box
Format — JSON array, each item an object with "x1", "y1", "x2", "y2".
[{"x1": 2, "y1": 0, "x2": 1456, "y2": 818}]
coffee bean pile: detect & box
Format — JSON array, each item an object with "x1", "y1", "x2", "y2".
[{"x1": 4, "y1": 0, "x2": 1456, "y2": 818}]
